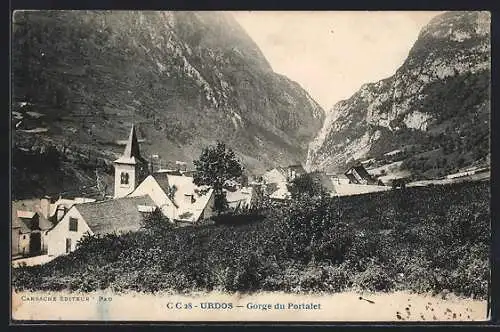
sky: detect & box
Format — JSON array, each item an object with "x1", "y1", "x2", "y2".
[{"x1": 232, "y1": 11, "x2": 443, "y2": 110}]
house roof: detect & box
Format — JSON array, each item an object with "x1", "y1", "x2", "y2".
[
  {"x1": 156, "y1": 169, "x2": 183, "y2": 176},
  {"x1": 12, "y1": 200, "x2": 54, "y2": 232},
  {"x1": 150, "y1": 172, "x2": 172, "y2": 194},
  {"x1": 12, "y1": 213, "x2": 53, "y2": 233},
  {"x1": 345, "y1": 173, "x2": 358, "y2": 184},
  {"x1": 75, "y1": 195, "x2": 156, "y2": 235},
  {"x1": 114, "y1": 125, "x2": 146, "y2": 165},
  {"x1": 49, "y1": 198, "x2": 78, "y2": 217},
  {"x1": 349, "y1": 165, "x2": 372, "y2": 178},
  {"x1": 165, "y1": 175, "x2": 213, "y2": 222},
  {"x1": 225, "y1": 187, "x2": 254, "y2": 208},
  {"x1": 182, "y1": 170, "x2": 197, "y2": 177}
]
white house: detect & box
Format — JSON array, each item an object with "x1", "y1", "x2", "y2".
[
  {"x1": 128, "y1": 173, "x2": 177, "y2": 219},
  {"x1": 129, "y1": 173, "x2": 215, "y2": 223},
  {"x1": 46, "y1": 195, "x2": 156, "y2": 257}
]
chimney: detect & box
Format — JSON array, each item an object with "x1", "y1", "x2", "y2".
[
  {"x1": 39, "y1": 196, "x2": 51, "y2": 219},
  {"x1": 56, "y1": 205, "x2": 67, "y2": 221},
  {"x1": 184, "y1": 193, "x2": 194, "y2": 204}
]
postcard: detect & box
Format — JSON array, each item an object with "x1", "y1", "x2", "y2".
[{"x1": 11, "y1": 10, "x2": 491, "y2": 322}]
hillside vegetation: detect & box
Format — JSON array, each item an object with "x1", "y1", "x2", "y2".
[
  {"x1": 12, "y1": 11, "x2": 324, "y2": 198},
  {"x1": 12, "y1": 181, "x2": 490, "y2": 298},
  {"x1": 307, "y1": 11, "x2": 490, "y2": 178}
]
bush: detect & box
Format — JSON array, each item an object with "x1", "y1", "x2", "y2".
[
  {"x1": 353, "y1": 261, "x2": 396, "y2": 292},
  {"x1": 141, "y1": 208, "x2": 174, "y2": 235},
  {"x1": 322, "y1": 263, "x2": 354, "y2": 292}
]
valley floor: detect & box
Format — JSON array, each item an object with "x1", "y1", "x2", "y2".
[{"x1": 12, "y1": 290, "x2": 488, "y2": 321}]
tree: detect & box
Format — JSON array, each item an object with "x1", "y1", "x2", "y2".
[
  {"x1": 287, "y1": 173, "x2": 326, "y2": 199},
  {"x1": 193, "y1": 141, "x2": 243, "y2": 215}
]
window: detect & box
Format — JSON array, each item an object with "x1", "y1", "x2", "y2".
[
  {"x1": 22, "y1": 235, "x2": 26, "y2": 240},
  {"x1": 69, "y1": 218, "x2": 78, "y2": 232},
  {"x1": 120, "y1": 172, "x2": 129, "y2": 185},
  {"x1": 65, "y1": 238, "x2": 72, "y2": 253}
]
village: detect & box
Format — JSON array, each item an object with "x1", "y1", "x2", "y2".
[{"x1": 11, "y1": 124, "x2": 490, "y2": 267}]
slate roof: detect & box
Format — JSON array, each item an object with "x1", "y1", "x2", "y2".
[
  {"x1": 75, "y1": 195, "x2": 156, "y2": 235},
  {"x1": 345, "y1": 173, "x2": 358, "y2": 184},
  {"x1": 345, "y1": 164, "x2": 375, "y2": 184},
  {"x1": 352, "y1": 165, "x2": 372, "y2": 179},
  {"x1": 150, "y1": 172, "x2": 172, "y2": 194}
]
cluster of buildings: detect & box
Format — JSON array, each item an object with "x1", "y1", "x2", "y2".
[
  {"x1": 259, "y1": 162, "x2": 390, "y2": 201},
  {"x1": 12, "y1": 124, "x2": 398, "y2": 263},
  {"x1": 12, "y1": 125, "x2": 255, "y2": 261}
]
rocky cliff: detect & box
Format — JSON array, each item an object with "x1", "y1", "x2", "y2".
[
  {"x1": 307, "y1": 11, "x2": 490, "y2": 179},
  {"x1": 12, "y1": 11, "x2": 324, "y2": 173}
]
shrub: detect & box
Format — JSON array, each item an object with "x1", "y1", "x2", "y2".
[
  {"x1": 141, "y1": 208, "x2": 174, "y2": 235},
  {"x1": 11, "y1": 181, "x2": 490, "y2": 299},
  {"x1": 322, "y1": 263, "x2": 353, "y2": 292},
  {"x1": 353, "y1": 261, "x2": 396, "y2": 292}
]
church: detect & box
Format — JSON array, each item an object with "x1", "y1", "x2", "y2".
[{"x1": 45, "y1": 125, "x2": 215, "y2": 257}]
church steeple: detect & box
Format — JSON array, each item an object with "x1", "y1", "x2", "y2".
[
  {"x1": 114, "y1": 124, "x2": 144, "y2": 164},
  {"x1": 113, "y1": 124, "x2": 147, "y2": 198}
]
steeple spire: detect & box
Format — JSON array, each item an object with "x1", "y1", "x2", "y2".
[
  {"x1": 123, "y1": 124, "x2": 141, "y2": 159},
  {"x1": 114, "y1": 124, "x2": 144, "y2": 164}
]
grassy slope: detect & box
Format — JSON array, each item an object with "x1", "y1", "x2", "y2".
[{"x1": 12, "y1": 181, "x2": 490, "y2": 298}]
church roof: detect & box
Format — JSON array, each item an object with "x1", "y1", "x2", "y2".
[{"x1": 114, "y1": 125, "x2": 146, "y2": 165}]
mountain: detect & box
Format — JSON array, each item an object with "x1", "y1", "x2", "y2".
[
  {"x1": 307, "y1": 11, "x2": 490, "y2": 180},
  {"x1": 12, "y1": 11, "x2": 324, "y2": 198}
]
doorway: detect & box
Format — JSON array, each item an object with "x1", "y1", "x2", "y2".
[{"x1": 29, "y1": 232, "x2": 42, "y2": 256}]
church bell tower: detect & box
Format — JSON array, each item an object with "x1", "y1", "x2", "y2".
[{"x1": 114, "y1": 125, "x2": 147, "y2": 198}]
